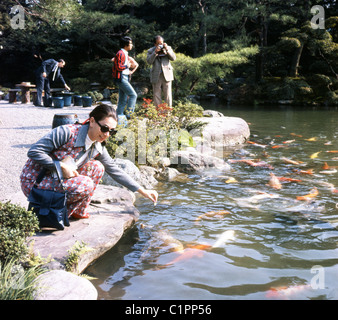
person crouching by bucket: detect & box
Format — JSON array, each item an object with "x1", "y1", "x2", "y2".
[{"x1": 20, "y1": 104, "x2": 158, "y2": 219}]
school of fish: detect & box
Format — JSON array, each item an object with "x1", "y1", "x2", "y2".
[{"x1": 139, "y1": 131, "x2": 337, "y2": 299}]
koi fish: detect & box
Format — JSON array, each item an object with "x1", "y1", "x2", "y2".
[
  {"x1": 326, "y1": 150, "x2": 338, "y2": 153},
  {"x1": 240, "y1": 192, "x2": 280, "y2": 204},
  {"x1": 310, "y1": 151, "x2": 321, "y2": 159},
  {"x1": 229, "y1": 159, "x2": 274, "y2": 169},
  {"x1": 293, "y1": 169, "x2": 314, "y2": 175},
  {"x1": 226, "y1": 177, "x2": 238, "y2": 183},
  {"x1": 268, "y1": 173, "x2": 282, "y2": 190},
  {"x1": 271, "y1": 145, "x2": 285, "y2": 149},
  {"x1": 266, "y1": 284, "x2": 311, "y2": 299},
  {"x1": 282, "y1": 139, "x2": 295, "y2": 144},
  {"x1": 281, "y1": 157, "x2": 303, "y2": 165},
  {"x1": 277, "y1": 177, "x2": 302, "y2": 183},
  {"x1": 246, "y1": 141, "x2": 267, "y2": 148},
  {"x1": 195, "y1": 210, "x2": 231, "y2": 223},
  {"x1": 296, "y1": 187, "x2": 318, "y2": 201},
  {"x1": 152, "y1": 230, "x2": 185, "y2": 252},
  {"x1": 305, "y1": 137, "x2": 317, "y2": 141},
  {"x1": 165, "y1": 230, "x2": 235, "y2": 266},
  {"x1": 228, "y1": 159, "x2": 256, "y2": 163},
  {"x1": 290, "y1": 133, "x2": 303, "y2": 137},
  {"x1": 212, "y1": 230, "x2": 235, "y2": 248},
  {"x1": 322, "y1": 162, "x2": 330, "y2": 169},
  {"x1": 165, "y1": 247, "x2": 207, "y2": 265},
  {"x1": 322, "y1": 163, "x2": 338, "y2": 169},
  {"x1": 319, "y1": 169, "x2": 337, "y2": 174},
  {"x1": 245, "y1": 160, "x2": 274, "y2": 169}
]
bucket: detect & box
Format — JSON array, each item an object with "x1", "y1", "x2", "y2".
[
  {"x1": 52, "y1": 114, "x2": 78, "y2": 129},
  {"x1": 82, "y1": 96, "x2": 92, "y2": 107},
  {"x1": 43, "y1": 96, "x2": 53, "y2": 107},
  {"x1": 52, "y1": 97, "x2": 64, "y2": 108},
  {"x1": 62, "y1": 92, "x2": 73, "y2": 107},
  {"x1": 73, "y1": 95, "x2": 82, "y2": 106}
]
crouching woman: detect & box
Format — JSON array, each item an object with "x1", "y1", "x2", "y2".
[{"x1": 20, "y1": 104, "x2": 158, "y2": 219}]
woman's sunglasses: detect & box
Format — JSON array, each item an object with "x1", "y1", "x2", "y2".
[{"x1": 95, "y1": 119, "x2": 117, "y2": 135}]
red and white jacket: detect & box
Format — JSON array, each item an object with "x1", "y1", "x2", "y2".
[{"x1": 112, "y1": 49, "x2": 128, "y2": 81}]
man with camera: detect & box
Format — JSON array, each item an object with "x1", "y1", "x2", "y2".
[{"x1": 147, "y1": 35, "x2": 176, "y2": 107}]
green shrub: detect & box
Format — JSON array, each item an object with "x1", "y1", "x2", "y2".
[
  {"x1": 0, "y1": 202, "x2": 39, "y2": 263},
  {"x1": 70, "y1": 77, "x2": 91, "y2": 94},
  {"x1": 105, "y1": 99, "x2": 205, "y2": 166},
  {"x1": 86, "y1": 90, "x2": 104, "y2": 103},
  {"x1": 0, "y1": 258, "x2": 44, "y2": 300}
]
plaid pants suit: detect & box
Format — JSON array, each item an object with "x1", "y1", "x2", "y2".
[{"x1": 20, "y1": 123, "x2": 140, "y2": 219}]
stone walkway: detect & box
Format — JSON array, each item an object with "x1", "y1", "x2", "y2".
[
  {"x1": 0, "y1": 100, "x2": 96, "y2": 207},
  {"x1": 0, "y1": 100, "x2": 141, "y2": 299}
]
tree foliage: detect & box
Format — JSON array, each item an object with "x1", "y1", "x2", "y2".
[{"x1": 0, "y1": 0, "x2": 337, "y2": 103}]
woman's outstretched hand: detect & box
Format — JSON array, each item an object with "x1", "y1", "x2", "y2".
[{"x1": 138, "y1": 187, "x2": 159, "y2": 205}]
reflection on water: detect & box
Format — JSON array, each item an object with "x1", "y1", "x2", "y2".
[{"x1": 86, "y1": 105, "x2": 338, "y2": 300}]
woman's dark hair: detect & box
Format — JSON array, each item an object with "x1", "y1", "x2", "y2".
[
  {"x1": 89, "y1": 104, "x2": 117, "y2": 122},
  {"x1": 120, "y1": 36, "x2": 132, "y2": 48}
]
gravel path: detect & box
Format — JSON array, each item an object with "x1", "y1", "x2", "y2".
[{"x1": 0, "y1": 100, "x2": 98, "y2": 207}]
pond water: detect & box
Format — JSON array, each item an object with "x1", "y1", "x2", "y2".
[{"x1": 86, "y1": 104, "x2": 338, "y2": 300}]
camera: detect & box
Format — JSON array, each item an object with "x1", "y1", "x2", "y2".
[{"x1": 157, "y1": 44, "x2": 166, "y2": 55}]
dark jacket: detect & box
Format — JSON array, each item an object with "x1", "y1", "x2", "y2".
[{"x1": 36, "y1": 59, "x2": 66, "y2": 85}]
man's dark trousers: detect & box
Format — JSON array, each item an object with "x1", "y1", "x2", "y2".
[{"x1": 35, "y1": 72, "x2": 51, "y2": 106}]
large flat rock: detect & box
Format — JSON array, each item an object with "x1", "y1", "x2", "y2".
[
  {"x1": 34, "y1": 270, "x2": 98, "y2": 300},
  {"x1": 195, "y1": 116, "x2": 250, "y2": 148},
  {"x1": 30, "y1": 185, "x2": 139, "y2": 274}
]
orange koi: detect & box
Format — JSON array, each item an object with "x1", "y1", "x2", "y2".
[
  {"x1": 185, "y1": 244, "x2": 212, "y2": 250},
  {"x1": 229, "y1": 159, "x2": 274, "y2": 169},
  {"x1": 294, "y1": 169, "x2": 314, "y2": 175},
  {"x1": 266, "y1": 284, "x2": 311, "y2": 299},
  {"x1": 277, "y1": 177, "x2": 302, "y2": 183},
  {"x1": 326, "y1": 150, "x2": 338, "y2": 153},
  {"x1": 228, "y1": 159, "x2": 256, "y2": 163},
  {"x1": 296, "y1": 187, "x2": 318, "y2": 201},
  {"x1": 165, "y1": 245, "x2": 211, "y2": 265},
  {"x1": 290, "y1": 133, "x2": 303, "y2": 137},
  {"x1": 268, "y1": 173, "x2": 282, "y2": 190},
  {"x1": 322, "y1": 162, "x2": 330, "y2": 169},
  {"x1": 271, "y1": 145, "x2": 285, "y2": 149},
  {"x1": 333, "y1": 189, "x2": 338, "y2": 193},
  {"x1": 195, "y1": 210, "x2": 231, "y2": 223}
]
